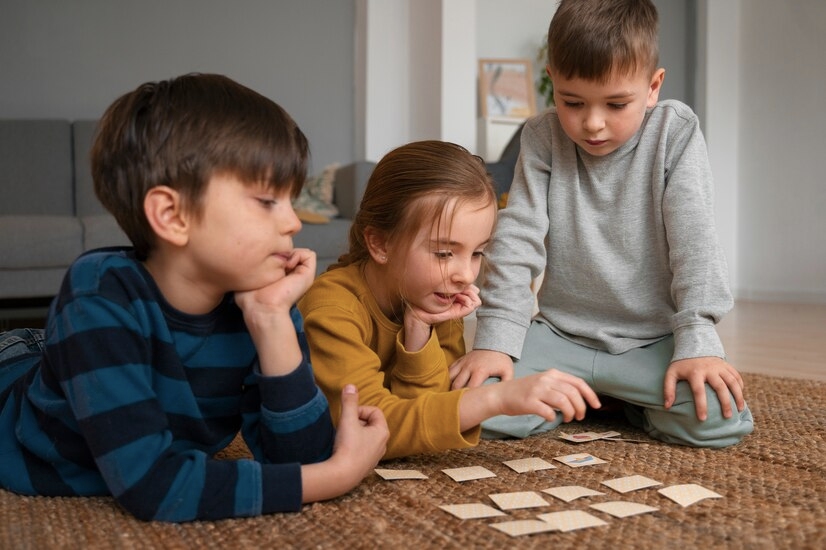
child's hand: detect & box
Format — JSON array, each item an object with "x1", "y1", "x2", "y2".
[
  {"x1": 301, "y1": 385, "x2": 388, "y2": 504},
  {"x1": 332, "y1": 384, "x2": 389, "y2": 478},
  {"x1": 663, "y1": 357, "x2": 746, "y2": 421},
  {"x1": 235, "y1": 248, "x2": 316, "y2": 316},
  {"x1": 409, "y1": 284, "x2": 482, "y2": 327},
  {"x1": 402, "y1": 285, "x2": 482, "y2": 352},
  {"x1": 459, "y1": 369, "x2": 601, "y2": 430},
  {"x1": 496, "y1": 370, "x2": 601, "y2": 422},
  {"x1": 449, "y1": 349, "x2": 514, "y2": 389}
]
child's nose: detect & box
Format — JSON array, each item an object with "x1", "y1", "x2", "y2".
[
  {"x1": 451, "y1": 256, "x2": 477, "y2": 285},
  {"x1": 282, "y1": 205, "x2": 302, "y2": 236},
  {"x1": 583, "y1": 108, "x2": 605, "y2": 132}
]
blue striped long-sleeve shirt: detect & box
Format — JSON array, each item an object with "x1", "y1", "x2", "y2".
[{"x1": 0, "y1": 248, "x2": 334, "y2": 522}]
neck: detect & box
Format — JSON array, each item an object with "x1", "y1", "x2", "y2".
[
  {"x1": 362, "y1": 261, "x2": 403, "y2": 322},
  {"x1": 143, "y1": 253, "x2": 223, "y2": 315}
]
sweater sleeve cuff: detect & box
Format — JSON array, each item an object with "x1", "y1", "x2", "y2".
[
  {"x1": 672, "y1": 323, "x2": 726, "y2": 362},
  {"x1": 257, "y1": 360, "x2": 318, "y2": 412},
  {"x1": 261, "y1": 462, "x2": 303, "y2": 513},
  {"x1": 472, "y1": 315, "x2": 528, "y2": 359},
  {"x1": 393, "y1": 329, "x2": 445, "y2": 380}
]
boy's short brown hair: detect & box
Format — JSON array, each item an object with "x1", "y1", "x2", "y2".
[
  {"x1": 547, "y1": 0, "x2": 659, "y2": 82},
  {"x1": 91, "y1": 73, "x2": 309, "y2": 260}
]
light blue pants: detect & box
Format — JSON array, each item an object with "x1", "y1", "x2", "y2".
[{"x1": 481, "y1": 320, "x2": 754, "y2": 448}]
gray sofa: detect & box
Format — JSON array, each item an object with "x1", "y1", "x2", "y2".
[{"x1": 0, "y1": 118, "x2": 374, "y2": 304}]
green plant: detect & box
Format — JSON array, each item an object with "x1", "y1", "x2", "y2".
[{"x1": 536, "y1": 36, "x2": 554, "y2": 106}]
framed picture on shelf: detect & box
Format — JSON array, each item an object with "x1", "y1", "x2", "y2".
[{"x1": 478, "y1": 58, "x2": 537, "y2": 119}]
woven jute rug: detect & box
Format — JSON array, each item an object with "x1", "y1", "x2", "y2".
[{"x1": 2, "y1": 372, "x2": 824, "y2": 549}]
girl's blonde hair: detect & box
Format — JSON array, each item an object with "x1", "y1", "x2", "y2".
[{"x1": 331, "y1": 140, "x2": 497, "y2": 270}]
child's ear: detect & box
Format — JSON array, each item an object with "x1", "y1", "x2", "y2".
[
  {"x1": 364, "y1": 227, "x2": 390, "y2": 264},
  {"x1": 647, "y1": 68, "x2": 666, "y2": 107},
  {"x1": 144, "y1": 186, "x2": 189, "y2": 247}
]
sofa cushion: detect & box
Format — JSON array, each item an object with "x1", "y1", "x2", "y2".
[
  {"x1": 0, "y1": 119, "x2": 74, "y2": 216},
  {"x1": 0, "y1": 215, "x2": 83, "y2": 269},
  {"x1": 81, "y1": 214, "x2": 130, "y2": 251},
  {"x1": 293, "y1": 163, "x2": 340, "y2": 221},
  {"x1": 0, "y1": 268, "x2": 68, "y2": 300},
  {"x1": 293, "y1": 217, "x2": 350, "y2": 265}
]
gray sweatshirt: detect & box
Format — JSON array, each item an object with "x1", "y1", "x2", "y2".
[{"x1": 474, "y1": 99, "x2": 732, "y2": 362}]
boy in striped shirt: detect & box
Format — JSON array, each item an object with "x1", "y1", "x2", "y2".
[{"x1": 0, "y1": 73, "x2": 388, "y2": 522}]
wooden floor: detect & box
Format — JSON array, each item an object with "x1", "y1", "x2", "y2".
[
  {"x1": 465, "y1": 300, "x2": 826, "y2": 382},
  {"x1": 717, "y1": 300, "x2": 826, "y2": 381}
]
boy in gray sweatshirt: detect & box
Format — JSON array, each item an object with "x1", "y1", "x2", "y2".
[{"x1": 450, "y1": 0, "x2": 753, "y2": 447}]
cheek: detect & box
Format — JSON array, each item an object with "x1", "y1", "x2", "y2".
[
  {"x1": 618, "y1": 110, "x2": 645, "y2": 134},
  {"x1": 557, "y1": 111, "x2": 580, "y2": 134}
]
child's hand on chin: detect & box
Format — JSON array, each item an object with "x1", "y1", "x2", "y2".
[
  {"x1": 410, "y1": 284, "x2": 482, "y2": 326},
  {"x1": 235, "y1": 249, "x2": 317, "y2": 318}
]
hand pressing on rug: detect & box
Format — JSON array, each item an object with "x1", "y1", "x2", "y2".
[{"x1": 301, "y1": 385, "x2": 388, "y2": 503}]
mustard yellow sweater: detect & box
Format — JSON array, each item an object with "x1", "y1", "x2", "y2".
[{"x1": 298, "y1": 263, "x2": 480, "y2": 459}]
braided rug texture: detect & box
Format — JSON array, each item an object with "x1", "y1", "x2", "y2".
[{"x1": 2, "y1": 373, "x2": 824, "y2": 549}]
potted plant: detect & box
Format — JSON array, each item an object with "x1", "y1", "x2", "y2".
[{"x1": 536, "y1": 36, "x2": 554, "y2": 106}]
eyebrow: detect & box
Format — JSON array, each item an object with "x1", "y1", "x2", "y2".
[
  {"x1": 431, "y1": 238, "x2": 491, "y2": 248},
  {"x1": 556, "y1": 89, "x2": 635, "y2": 100}
]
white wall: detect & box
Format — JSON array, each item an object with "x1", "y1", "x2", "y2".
[
  {"x1": 355, "y1": 0, "x2": 477, "y2": 161},
  {"x1": 0, "y1": 0, "x2": 355, "y2": 173},
  {"x1": 698, "y1": 0, "x2": 741, "y2": 297},
  {"x1": 735, "y1": 0, "x2": 826, "y2": 302},
  {"x1": 701, "y1": 0, "x2": 826, "y2": 303}
]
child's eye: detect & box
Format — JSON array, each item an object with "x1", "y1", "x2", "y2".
[
  {"x1": 256, "y1": 198, "x2": 277, "y2": 208},
  {"x1": 434, "y1": 250, "x2": 453, "y2": 260},
  {"x1": 563, "y1": 101, "x2": 583, "y2": 108},
  {"x1": 473, "y1": 250, "x2": 486, "y2": 258},
  {"x1": 609, "y1": 103, "x2": 628, "y2": 110}
]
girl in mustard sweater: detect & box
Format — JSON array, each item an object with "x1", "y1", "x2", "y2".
[{"x1": 298, "y1": 141, "x2": 599, "y2": 459}]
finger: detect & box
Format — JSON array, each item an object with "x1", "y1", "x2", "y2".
[
  {"x1": 662, "y1": 371, "x2": 677, "y2": 409},
  {"x1": 451, "y1": 367, "x2": 470, "y2": 389},
  {"x1": 568, "y1": 377, "x2": 601, "y2": 410},
  {"x1": 358, "y1": 405, "x2": 388, "y2": 429},
  {"x1": 690, "y1": 378, "x2": 708, "y2": 421},
  {"x1": 499, "y1": 367, "x2": 514, "y2": 382},
  {"x1": 564, "y1": 383, "x2": 592, "y2": 420},
  {"x1": 546, "y1": 370, "x2": 600, "y2": 410},
  {"x1": 291, "y1": 248, "x2": 316, "y2": 273},
  {"x1": 711, "y1": 379, "x2": 733, "y2": 419},
  {"x1": 550, "y1": 394, "x2": 576, "y2": 423},
  {"x1": 729, "y1": 375, "x2": 746, "y2": 412},
  {"x1": 339, "y1": 384, "x2": 360, "y2": 423},
  {"x1": 726, "y1": 367, "x2": 746, "y2": 409},
  {"x1": 468, "y1": 367, "x2": 495, "y2": 388},
  {"x1": 534, "y1": 402, "x2": 559, "y2": 423}
]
